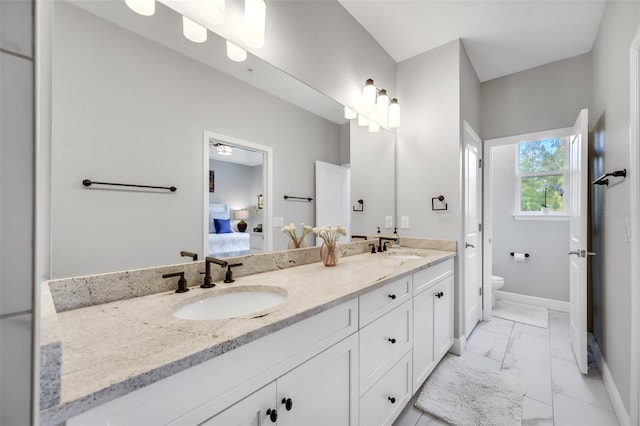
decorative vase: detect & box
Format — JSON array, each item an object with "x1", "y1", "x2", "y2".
[
  {"x1": 320, "y1": 241, "x2": 341, "y2": 267},
  {"x1": 288, "y1": 239, "x2": 307, "y2": 249}
]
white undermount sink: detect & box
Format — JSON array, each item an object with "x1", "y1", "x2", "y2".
[
  {"x1": 387, "y1": 253, "x2": 423, "y2": 260},
  {"x1": 173, "y1": 286, "x2": 288, "y2": 321}
]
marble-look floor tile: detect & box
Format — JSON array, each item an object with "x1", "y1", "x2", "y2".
[
  {"x1": 415, "y1": 413, "x2": 448, "y2": 426},
  {"x1": 465, "y1": 328, "x2": 509, "y2": 361},
  {"x1": 553, "y1": 393, "x2": 618, "y2": 426},
  {"x1": 522, "y1": 396, "x2": 553, "y2": 426},
  {"x1": 460, "y1": 349, "x2": 502, "y2": 372},
  {"x1": 474, "y1": 317, "x2": 514, "y2": 336},
  {"x1": 502, "y1": 324, "x2": 552, "y2": 405},
  {"x1": 551, "y1": 356, "x2": 613, "y2": 411},
  {"x1": 549, "y1": 311, "x2": 570, "y2": 339}
]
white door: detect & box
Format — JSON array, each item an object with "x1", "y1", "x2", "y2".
[
  {"x1": 315, "y1": 161, "x2": 350, "y2": 243},
  {"x1": 568, "y1": 109, "x2": 589, "y2": 374},
  {"x1": 463, "y1": 122, "x2": 483, "y2": 335}
]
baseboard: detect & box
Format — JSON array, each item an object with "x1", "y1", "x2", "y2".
[
  {"x1": 495, "y1": 290, "x2": 569, "y2": 312},
  {"x1": 601, "y1": 356, "x2": 631, "y2": 425},
  {"x1": 450, "y1": 335, "x2": 466, "y2": 356}
]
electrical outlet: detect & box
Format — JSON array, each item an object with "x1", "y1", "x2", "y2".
[
  {"x1": 401, "y1": 216, "x2": 409, "y2": 229},
  {"x1": 385, "y1": 216, "x2": 393, "y2": 228},
  {"x1": 273, "y1": 217, "x2": 284, "y2": 227}
]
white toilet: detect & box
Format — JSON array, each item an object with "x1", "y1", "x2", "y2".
[{"x1": 491, "y1": 275, "x2": 504, "y2": 308}]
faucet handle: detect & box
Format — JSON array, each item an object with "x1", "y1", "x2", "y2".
[
  {"x1": 224, "y1": 263, "x2": 243, "y2": 283},
  {"x1": 162, "y1": 272, "x2": 189, "y2": 293},
  {"x1": 369, "y1": 243, "x2": 377, "y2": 254}
]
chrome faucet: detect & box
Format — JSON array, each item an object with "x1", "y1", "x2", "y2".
[{"x1": 202, "y1": 257, "x2": 228, "y2": 288}]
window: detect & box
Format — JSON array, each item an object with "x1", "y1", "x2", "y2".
[{"x1": 516, "y1": 137, "x2": 567, "y2": 215}]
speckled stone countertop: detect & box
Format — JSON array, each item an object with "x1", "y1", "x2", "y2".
[{"x1": 40, "y1": 245, "x2": 454, "y2": 424}]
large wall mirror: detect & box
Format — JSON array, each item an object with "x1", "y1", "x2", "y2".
[{"x1": 50, "y1": 0, "x2": 395, "y2": 278}]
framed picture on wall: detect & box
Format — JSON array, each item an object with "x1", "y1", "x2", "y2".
[{"x1": 209, "y1": 170, "x2": 215, "y2": 193}]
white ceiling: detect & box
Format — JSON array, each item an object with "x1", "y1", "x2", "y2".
[{"x1": 338, "y1": 0, "x2": 607, "y2": 82}]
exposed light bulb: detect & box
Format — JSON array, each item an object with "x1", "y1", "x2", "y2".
[
  {"x1": 183, "y1": 16, "x2": 207, "y2": 43},
  {"x1": 124, "y1": 0, "x2": 155, "y2": 16},
  {"x1": 389, "y1": 98, "x2": 400, "y2": 128},
  {"x1": 226, "y1": 40, "x2": 247, "y2": 62},
  {"x1": 376, "y1": 89, "x2": 389, "y2": 126},
  {"x1": 368, "y1": 121, "x2": 380, "y2": 133},
  {"x1": 362, "y1": 78, "x2": 376, "y2": 108},
  {"x1": 244, "y1": 0, "x2": 266, "y2": 49},
  {"x1": 344, "y1": 106, "x2": 357, "y2": 120},
  {"x1": 358, "y1": 114, "x2": 369, "y2": 127}
]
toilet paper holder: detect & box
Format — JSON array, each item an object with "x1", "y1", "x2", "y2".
[{"x1": 510, "y1": 252, "x2": 530, "y2": 258}]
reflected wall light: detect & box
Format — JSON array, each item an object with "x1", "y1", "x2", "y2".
[
  {"x1": 344, "y1": 79, "x2": 401, "y2": 130},
  {"x1": 244, "y1": 0, "x2": 266, "y2": 48},
  {"x1": 226, "y1": 40, "x2": 247, "y2": 62},
  {"x1": 183, "y1": 16, "x2": 207, "y2": 43},
  {"x1": 125, "y1": 0, "x2": 155, "y2": 16}
]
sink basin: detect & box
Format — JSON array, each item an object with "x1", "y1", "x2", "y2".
[
  {"x1": 388, "y1": 254, "x2": 422, "y2": 260},
  {"x1": 173, "y1": 287, "x2": 288, "y2": 320}
]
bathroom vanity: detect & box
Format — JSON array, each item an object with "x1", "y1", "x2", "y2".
[{"x1": 40, "y1": 241, "x2": 455, "y2": 425}]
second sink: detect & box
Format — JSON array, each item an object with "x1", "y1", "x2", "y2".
[{"x1": 173, "y1": 286, "x2": 288, "y2": 321}]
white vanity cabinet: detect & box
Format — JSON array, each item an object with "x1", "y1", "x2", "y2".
[
  {"x1": 411, "y1": 259, "x2": 454, "y2": 393},
  {"x1": 202, "y1": 333, "x2": 358, "y2": 426}
]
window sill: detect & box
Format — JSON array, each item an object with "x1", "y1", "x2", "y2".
[{"x1": 512, "y1": 213, "x2": 569, "y2": 221}]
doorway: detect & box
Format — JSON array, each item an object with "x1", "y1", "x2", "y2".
[{"x1": 203, "y1": 131, "x2": 273, "y2": 258}]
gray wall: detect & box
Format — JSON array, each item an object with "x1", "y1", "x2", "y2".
[
  {"x1": 51, "y1": 3, "x2": 341, "y2": 277},
  {"x1": 590, "y1": 0, "x2": 640, "y2": 412},
  {"x1": 0, "y1": 0, "x2": 34, "y2": 423},
  {"x1": 481, "y1": 53, "x2": 592, "y2": 140},
  {"x1": 491, "y1": 144, "x2": 569, "y2": 301}
]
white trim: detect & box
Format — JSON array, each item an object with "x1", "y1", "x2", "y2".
[
  {"x1": 629, "y1": 24, "x2": 640, "y2": 426},
  {"x1": 512, "y1": 213, "x2": 569, "y2": 221},
  {"x1": 450, "y1": 335, "x2": 467, "y2": 356},
  {"x1": 603, "y1": 358, "x2": 631, "y2": 426},
  {"x1": 495, "y1": 290, "x2": 569, "y2": 312},
  {"x1": 202, "y1": 131, "x2": 274, "y2": 257}
]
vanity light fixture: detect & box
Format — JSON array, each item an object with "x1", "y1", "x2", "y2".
[
  {"x1": 226, "y1": 40, "x2": 247, "y2": 62},
  {"x1": 363, "y1": 78, "x2": 377, "y2": 107},
  {"x1": 388, "y1": 98, "x2": 400, "y2": 128},
  {"x1": 243, "y1": 0, "x2": 266, "y2": 49},
  {"x1": 376, "y1": 88, "x2": 389, "y2": 126},
  {"x1": 344, "y1": 106, "x2": 357, "y2": 120},
  {"x1": 215, "y1": 143, "x2": 233, "y2": 155},
  {"x1": 183, "y1": 16, "x2": 207, "y2": 43},
  {"x1": 124, "y1": 0, "x2": 155, "y2": 16},
  {"x1": 358, "y1": 114, "x2": 370, "y2": 127}
]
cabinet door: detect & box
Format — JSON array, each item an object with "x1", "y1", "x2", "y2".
[
  {"x1": 433, "y1": 276, "x2": 454, "y2": 362},
  {"x1": 201, "y1": 382, "x2": 276, "y2": 426},
  {"x1": 277, "y1": 334, "x2": 358, "y2": 426},
  {"x1": 412, "y1": 287, "x2": 435, "y2": 393}
]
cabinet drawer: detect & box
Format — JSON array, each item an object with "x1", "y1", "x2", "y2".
[
  {"x1": 359, "y1": 276, "x2": 411, "y2": 327},
  {"x1": 413, "y1": 258, "x2": 454, "y2": 295},
  {"x1": 359, "y1": 350, "x2": 412, "y2": 426},
  {"x1": 359, "y1": 300, "x2": 412, "y2": 394}
]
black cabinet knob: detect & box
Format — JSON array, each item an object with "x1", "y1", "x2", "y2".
[
  {"x1": 388, "y1": 396, "x2": 396, "y2": 404},
  {"x1": 388, "y1": 338, "x2": 396, "y2": 344},
  {"x1": 281, "y1": 397, "x2": 293, "y2": 411},
  {"x1": 266, "y1": 408, "x2": 278, "y2": 423},
  {"x1": 388, "y1": 294, "x2": 396, "y2": 300},
  {"x1": 436, "y1": 291, "x2": 444, "y2": 298}
]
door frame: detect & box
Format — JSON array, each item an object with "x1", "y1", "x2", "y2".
[
  {"x1": 462, "y1": 121, "x2": 483, "y2": 333},
  {"x1": 629, "y1": 24, "x2": 640, "y2": 426},
  {"x1": 202, "y1": 131, "x2": 273, "y2": 256},
  {"x1": 483, "y1": 127, "x2": 572, "y2": 321}
]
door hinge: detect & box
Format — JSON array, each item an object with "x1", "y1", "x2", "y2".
[
  {"x1": 479, "y1": 287, "x2": 482, "y2": 296},
  {"x1": 478, "y1": 223, "x2": 482, "y2": 232},
  {"x1": 478, "y1": 159, "x2": 482, "y2": 168}
]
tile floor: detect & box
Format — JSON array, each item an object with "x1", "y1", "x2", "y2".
[{"x1": 394, "y1": 309, "x2": 620, "y2": 426}]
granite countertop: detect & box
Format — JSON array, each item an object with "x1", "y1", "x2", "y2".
[{"x1": 41, "y1": 247, "x2": 454, "y2": 423}]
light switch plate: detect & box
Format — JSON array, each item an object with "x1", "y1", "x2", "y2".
[
  {"x1": 401, "y1": 216, "x2": 409, "y2": 229},
  {"x1": 384, "y1": 216, "x2": 393, "y2": 228},
  {"x1": 273, "y1": 217, "x2": 284, "y2": 227}
]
